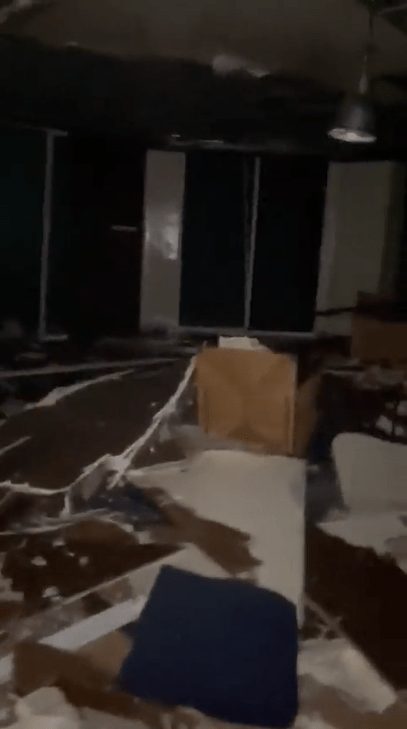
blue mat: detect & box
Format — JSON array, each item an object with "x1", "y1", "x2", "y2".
[{"x1": 118, "y1": 566, "x2": 298, "y2": 728}]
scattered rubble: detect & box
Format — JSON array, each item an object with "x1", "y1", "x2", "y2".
[{"x1": 0, "y1": 332, "x2": 403, "y2": 729}]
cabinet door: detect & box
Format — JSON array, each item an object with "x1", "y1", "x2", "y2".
[
  {"x1": 179, "y1": 151, "x2": 248, "y2": 328},
  {"x1": 0, "y1": 127, "x2": 45, "y2": 330},
  {"x1": 249, "y1": 156, "x2": 327, "y2": 332}
]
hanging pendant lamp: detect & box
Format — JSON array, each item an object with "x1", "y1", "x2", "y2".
[{"x1": 328, "y1": 8, "x2": 376, "y2": 144}]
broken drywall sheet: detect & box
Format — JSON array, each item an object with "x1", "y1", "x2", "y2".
[
  {"x1": 298, "y1": 638, "x2": 396, "y2": 713},
  {"x1": 0, "y1": 597, "x2": 147, "y2": 684},
  {"x1": 143, "y1": 449, "x2": 305, "y2": 612},
  {"x1": 333, "y1": 433, "x2": 407, "y2": 511},
  {"x1": 321, "y1": 514, "x2": 407, "y2": 572}
]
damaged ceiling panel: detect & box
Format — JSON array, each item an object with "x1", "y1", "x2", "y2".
[
  {"x1": 2, "y1": 0, "x2": 407, "y2": 92},
  {"x1": 0, "y1": 34, "x2": 405, "y2": 154},
  {"x1": 0, "y1": 0, "x2": 50, "y2": 27},
  {"x1": 1, "y1": 2, "x2": 407, "y2": 149},
  {"x1": 0, "y1": 36, "x2": 341, "y2": 150}
]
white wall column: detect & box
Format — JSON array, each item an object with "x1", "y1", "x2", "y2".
[
  {"x1": 315, "y1": 161, "x2": 405, "y2": 335},
  {"x1": 140, "y1": 150, "x2": 185, "y2": 331}
]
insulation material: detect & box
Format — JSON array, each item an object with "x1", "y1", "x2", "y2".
[
  {"x1": 29, "y1": 369, "x2": 134, "y2": 409},
  {"x1": 298, "y1": 638, "x2": 396, "y2": 713},
  {"x1": 0, "y1": 360, "x2": 188, "y2": 492},
  {"x1": 0, "y1": 436, "x2": 30, "y2": 458},
  {"x1": 142, "y1": 450, "x2": 305, "y2": 611},
  {"x1": 107, "y1": 357, "x2": 195, "y2": 489},
  {"x1": 333, "y1": 433, "x2": 407, "y2": 511}
]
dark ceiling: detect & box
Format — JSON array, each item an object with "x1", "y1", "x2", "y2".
[
  {"x1": 1, "y1": 27, "x2": 407, "y2": 157},
  {"x1": 0, "y1": 36, "x2": 338, "y2": 146}
]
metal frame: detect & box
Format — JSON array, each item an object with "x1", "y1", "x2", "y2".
[
  {"x1": 38, "y1": 129, "x2": 68, "y2": 342},
  {"x1": 178, "y1": 325, "x2": 314, "y2": 339},
  {"x1": 244, "y1": 156, "x2": 261, "y2": 329},
  {"x1": 178, "y1": 152, "x2": 316, "y2": 337},
  {"x1": 140, "y1": 150, "x2": 321, "y2": 338},
  {"x1": 314, "y1": 163, "x2": 339, "y2": 326}
]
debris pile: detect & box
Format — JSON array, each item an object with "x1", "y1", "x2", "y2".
[{"x1": 0, "y1": 332, "x2": 404, "y2": 729}]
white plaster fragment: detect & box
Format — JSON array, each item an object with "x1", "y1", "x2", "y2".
[
  {"x1": 218, "y1": 335, "x2": 268, "y2": 350},
  {"x1": 0, "y1": 573, "x2": 24, "y2": 601},
  {"x1": 29, "y1": 369, "x2": 134, "y2": 409},
  {"x1": 294, "y1": 716, "x2": 336, "y2": 729},
  {"x1": 79, "y1": 556, "x2": 89, "y2": 567},
  {"x1": 0, "y1": 481, "x2": 69, "y2": 496},
  {"x1": 321, "y1": 512, "x2": 407, "y2": 571},
  {"x1": 11, "y1": 686, "x2": 81, "y2": 729},
  {"x1": 31, "y1": 556, "x2": 46, "y2": 567},
  {"x1": 0, "y1": 436, "x2": 31, "y2": 460},
  {"x1": 333, "y1": 433, "x2": 407, "y2": 511},
  {"x1": 376, "y1": 414, "x2": 393, "y2": 434},
  {"x1": 136, "y1": 530, "x2": 154, "y2": 544},
  {"x1": 298, "y1": 638, "x2": 396, "y2": 713},
  {"x1": 42, "y1": 587, "x2": 60, "y2": 600},
  {"x1": 60, "y1": 492, "x2": 71, "y2": 518}
]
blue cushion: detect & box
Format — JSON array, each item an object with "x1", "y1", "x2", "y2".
[{"x1": 118, "y1": 566, "x2": 298, "y2": 727}]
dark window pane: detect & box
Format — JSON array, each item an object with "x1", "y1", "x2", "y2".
[
  {"x1": 0, "y1": 127, "x2": 45, "y2": 329},
  {"x1": 180, "y1": 151, "x2": 248, "y2": 328},
  {"x1": 250, "y1": 156, "x2": 327, "y2": 333}
]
